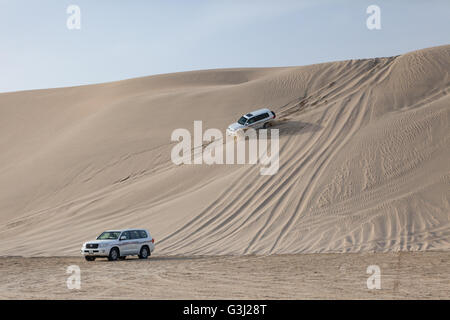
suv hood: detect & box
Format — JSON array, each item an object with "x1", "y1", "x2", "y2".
[
  {"x1": 86, "y1": 239, "x2": 117, "y2": 244},
  {"x1": 228, "y1": 122, "x2": 246, "y2": 131}
]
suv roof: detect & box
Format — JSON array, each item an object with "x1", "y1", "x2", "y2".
[{"x1": 243, "y1": 108, "x2": 271, "y2": 118}]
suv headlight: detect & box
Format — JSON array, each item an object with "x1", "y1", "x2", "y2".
[{"x1": 98, "y1": 243, "x2": 107, "y2": 248}]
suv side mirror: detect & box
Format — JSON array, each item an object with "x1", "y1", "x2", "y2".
[{"x1": 120, "y1": 235, "x2": 127, "y2": 241}]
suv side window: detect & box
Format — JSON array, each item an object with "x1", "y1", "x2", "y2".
[
  {"x1": 253, "y1": 115, "x2": 262, "y2": 122},
  {"x1": 130, "y1": 230, "x2": 140, "y2": 240},
  {"x1": 247, "y1": 117, "x2": 257, "y2": 124},
  {"x1": 253, "y1": 113, "x2": 268, "y2": 122},
  {"x1": 121, "y1": 231, "x2": 132, "y2": 240},
  {"x1": 138, "y1": 230, "x2": 148, "y2": 238}
]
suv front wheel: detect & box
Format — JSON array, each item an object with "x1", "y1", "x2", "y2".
[{"x1": 108, "y1": 247, "x2": 120, "y2": 261}]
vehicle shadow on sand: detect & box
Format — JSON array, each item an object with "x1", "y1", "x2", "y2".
[
  {"x1": 266, "y1": 120, "x2": 322, "y2": 137},
  {"x1": 235, "y1": 120, "x2": 322, "y2": 140},
  {"x1": 93, "y1": 255, "x2": 209, "y2": 263}
]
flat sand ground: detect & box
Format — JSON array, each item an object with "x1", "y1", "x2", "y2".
[{"x1": 1, "y1": 252, "x2": 449, "y2": 299}]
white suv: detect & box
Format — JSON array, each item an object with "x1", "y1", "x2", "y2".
[
  {"x1": 81, "y1": 229, "x2": 155, "y2": 261},
  {"x1": 227, "y1": 108, "x2": 276, "y2": 136}
]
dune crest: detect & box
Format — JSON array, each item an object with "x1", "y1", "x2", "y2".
[{"x1": 0, "y1": 45, "x2": 449, "y2": 256}]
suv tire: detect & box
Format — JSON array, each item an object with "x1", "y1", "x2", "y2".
[
  {"x1": 108, "y1": 247, "x2": 119, "y2": 261},
  {"x1": 138, "y1": 246, "x2": 150, "y2": 259}
]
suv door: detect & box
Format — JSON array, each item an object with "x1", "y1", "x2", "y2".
[
  {"x1": 246, "y1": 116, "x2": 257, "y2": 128},
  {"x1": 119, "y1": 231, "x2": 133, "y2": 254},
  {"x1": 129, "y1": 230, "x2": 142, "y2": 254},
  {"x1": 137, "y1": 230, "x2": 149, "y2": 252},
  {"x1": 255, "y1": 113, "x2": 269, "y2": 128}
]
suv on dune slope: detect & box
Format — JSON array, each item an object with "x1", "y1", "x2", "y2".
[
  {"x1": 226, "y1": 108, "x2": 276, "y2": 136},
  {"x1": 81, "y1": 229, "x2": 155, "y2": 261}
]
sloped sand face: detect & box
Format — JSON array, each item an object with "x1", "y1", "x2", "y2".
[{"x1": 0, "y1": 45, "x2": 449, "y2": 256}]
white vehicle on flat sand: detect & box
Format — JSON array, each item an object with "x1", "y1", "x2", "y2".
[
  {"x1": 226, "y1": 108, "x2": 276, "y2": 136},
  {"x1": 81, "y1": 229, "x2": 155, "y2": 261}
]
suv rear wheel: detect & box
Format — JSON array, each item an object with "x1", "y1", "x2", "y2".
[{"x1": 138, "y1": 246, "x2": 149, "y2": 259}]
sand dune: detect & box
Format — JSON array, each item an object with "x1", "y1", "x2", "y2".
[{"x1": 0, "y1": 45, "x2": 449, "y2": 256}]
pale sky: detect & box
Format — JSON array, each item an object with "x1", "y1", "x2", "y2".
[{"x1": 0, "y1": 0, "x2": 449, "y2": 93}]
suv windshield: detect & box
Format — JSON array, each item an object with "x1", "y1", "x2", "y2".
[
  {"x1": 96, "y1": 231, "x2": 121, "y2": 240},
  {"x1": 237, "y1": 116, "x2": 247, "y2": 125}
]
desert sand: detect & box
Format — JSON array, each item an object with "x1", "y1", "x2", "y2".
[
  {"x1": 0, "y1": 45, "x2": 449, "y2": 258},
  {"x1": 1, "y1": 252, "x2": 449, "y2": 299}
]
